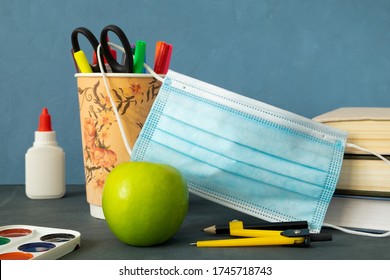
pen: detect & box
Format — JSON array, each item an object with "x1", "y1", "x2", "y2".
[
  {"x1": 133, "y1": 40, "x2": 146, "y2": 73},
  {"x1": 154, "y1": 42, "x2": 173, "y2": 74},
  {"x1": 154, "y1": 42, "x2": 165, "y2": 73},
  {"x1": 203, "y1": 221, "x2": 309, "y2": 234},
  {"x1": 73, "y1": 49, "x2": 93, "y2": 73},
  {"x1": 154, "y1": 41, "x2": 164, "y2": 63},
  {"x1": 92, "y1": 35, "x2": 117, "y2": 66},
  {"x1": 71, "y1": 49, "x2": 80, "y2": 73},
  {"x1": 190, "y1": 236, "x2": 304, "y2": 247},
  {"x1": 162, "y1": 44, "x2": 172, "y2": 74}
]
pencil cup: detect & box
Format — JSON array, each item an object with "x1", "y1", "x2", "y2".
[{"x1": 75, "y1": 74, "x2": 162, "y2": 219}]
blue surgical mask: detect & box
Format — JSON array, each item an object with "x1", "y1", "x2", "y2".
[{"x1": 129, "y1": 70, "x2": 348, "y2": 233}]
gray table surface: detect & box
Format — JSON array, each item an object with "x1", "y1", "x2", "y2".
[{"x1": 1, "y1": 185, "x2": 389, "y2": 260}]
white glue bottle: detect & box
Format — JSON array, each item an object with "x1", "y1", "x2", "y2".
[{"x1": 25, "y1": 108, "x2": 65, "y2": 199}]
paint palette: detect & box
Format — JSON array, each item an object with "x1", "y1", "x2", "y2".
[{"x1": 0, "y1": 225, "x2": 81, "y2": 260}]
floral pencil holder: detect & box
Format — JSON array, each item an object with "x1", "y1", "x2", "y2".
[{"x1": 75, "y1": 73, "x2": 161, "y2": 219}]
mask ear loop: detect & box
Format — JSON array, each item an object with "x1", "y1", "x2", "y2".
[
  {"x1": 322, "y1": 223, "x2": 390, "y2": 237},
  {"x1": 96, "y1": 43, "x2": 165, "y2": 158},
  {"x1": 345, "y1": 143, "x2": 390, "y2": 165},
  {"x1": 323, "y1": 142, "x2": 390, "y2": 237}
]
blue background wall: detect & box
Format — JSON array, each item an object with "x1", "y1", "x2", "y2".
[{"x1": 1, "y1": 0, "x2": 390, "y2": 185}]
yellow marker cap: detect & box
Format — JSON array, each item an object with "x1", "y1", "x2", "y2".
[{"x1": 73, "y1": 50, "x2": 93, "y2": 73}]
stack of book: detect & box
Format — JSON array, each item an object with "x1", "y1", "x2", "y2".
[{"x1": 313, "y1": 107, "x2": 390, "y2": 232}]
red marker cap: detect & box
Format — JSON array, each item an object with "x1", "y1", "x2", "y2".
[
  {"x1": 92, "y1": 35, "x2": 117, "y2": 65},
  {"x1": 38, "y1": 108, "x2": 53, "y2": 132}
]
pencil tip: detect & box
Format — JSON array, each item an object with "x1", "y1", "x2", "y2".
[
  {"x1": 203, "y1": 225, "x2": 216, "y2": 234},
  {"x1": 189, "y1": 243, "x2": 197, "y2": 246}
]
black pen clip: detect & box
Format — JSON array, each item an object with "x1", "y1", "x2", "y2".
[{"x1": 281, "y1": 228, "x2": 332, "y2": 247}]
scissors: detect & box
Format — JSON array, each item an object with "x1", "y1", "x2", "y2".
[{"x1": 71, "y1": 25, "x2": 134, "y2": 73}]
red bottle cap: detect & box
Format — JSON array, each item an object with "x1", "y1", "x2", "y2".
[{"x1": 38, "y1": 108, "x2": 53, "y2": 132}]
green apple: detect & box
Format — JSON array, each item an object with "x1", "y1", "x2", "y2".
[{"x1": 102, "y1": 161, "x2": 189, "y2": 246}]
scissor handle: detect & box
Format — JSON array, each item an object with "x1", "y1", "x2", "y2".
[
  {"x1": 71, "y1": 27, "x2": 105, "y2": 73},
  {"x1": 100, "y1": 25, "x2": 133, "y2": 73}
]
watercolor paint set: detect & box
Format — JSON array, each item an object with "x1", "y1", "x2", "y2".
[{"x1": 0, "y1": 225, "x2": 81, "y2": 260}]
